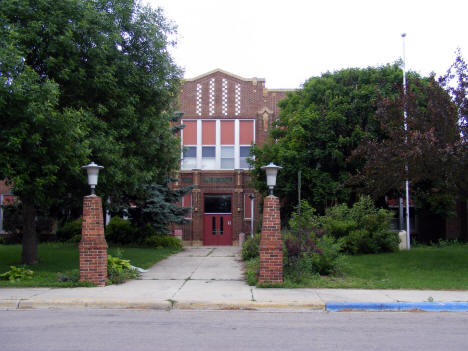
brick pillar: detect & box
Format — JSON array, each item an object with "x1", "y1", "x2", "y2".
[
  {"x1": 259, "y1": 195, "x2": 283, "y2": 284},
  {"x1": 79, "y1": 195, "x2": 108, "y2": 286}
]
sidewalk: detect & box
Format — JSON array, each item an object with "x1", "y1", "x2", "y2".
[{"x1": 1, "y1": 246, "x2": 468, "y2": 312}]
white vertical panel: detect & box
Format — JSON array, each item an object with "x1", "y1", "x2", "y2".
[
  {"x1": 216, "y1": 119, "x2": 221, "y2": 169},
  {"x1": 234, "y1": 119, "x2": 240, "y2": 169},
  {"x1": 196, "y1": 119, "x2": 202, "y2": 169}
]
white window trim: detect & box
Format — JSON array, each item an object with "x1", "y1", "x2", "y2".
[{"x1": 181, "y1": 118, "x2": 256, "y2": 170}]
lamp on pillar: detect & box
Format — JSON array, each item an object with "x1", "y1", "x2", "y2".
[
  {"x1": 81, "y1": 162, "x2": 104, "y2": 195},
  {"x1": 261, "y1": 162, "x2": 282, "y2": 195},
  {"x1": 258, "y1": 163, "x2": 283, "y2": 284},
  {"x1": 79, "y1": 161, "x2": 107, "y2": 287}
]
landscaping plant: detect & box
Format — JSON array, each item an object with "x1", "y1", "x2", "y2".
[
  {"x1": 107, "y1": 254, "x2": 139, "y2": 285},
  {"x1": 143, "y1": 235, "x2": 182, "y2": 250},
  {"x1": 0, "y1": 266, "x2": 34, "y2": 282},
  {"x1": 321, "y1": 196, "x2": 400, "y2": 254},
  {"x1": 56, "y1": 220, "x2": 82, "y2": 242}
]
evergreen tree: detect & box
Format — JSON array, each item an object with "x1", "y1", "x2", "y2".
[{"x1": 128, "y1": 180, "x2": 193, "y2": 234}]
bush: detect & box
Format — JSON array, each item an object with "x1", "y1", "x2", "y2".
[
  {"x1": 2, "y1": 204, "x2": 23, "y2": 243},
  {"x1": 105, "y1": 217, "x2": 139, "y2": 244},
  {"x1": 245, "y1": 257, "x2": 259, "y2": 286},
  {"x1": 0, "y1": 266, "x2": 34, "y2": 282},
  {"x1": 57, "y1": 269, "x2": 80, "y2": 283},
  {"x1": 241, "y1": 233, "x2": 260, "y2": 260},
  {"x1": 56, "y1": 220, "x2": 82, "y2": 242},
  {"x1": 283, "y1": 230, "x2": 343, "y2": 281},
  {"x1": 143, "y1": 234, "x2": 182, "y2": 249},
  {"x1": 107, "y1": 254, "x2": 139, "y2": 284},
  {"x1": 322, "y1": 196, "x2": 400, "y2": 254}
]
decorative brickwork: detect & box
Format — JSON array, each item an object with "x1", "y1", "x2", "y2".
[
  {"x1": 79, "y1": 195, "x2": 108, "y2": 286},
  {"x1": 259, "y1": 195, "x2": 283, "y2": 284}
]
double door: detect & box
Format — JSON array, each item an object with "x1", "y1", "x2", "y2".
[
  {"x1": 203, "y1": 214, "x2": 232, "y2": 245},
  {"x1": 203, "y1": 194, "x2": 232, "y2": 245}
]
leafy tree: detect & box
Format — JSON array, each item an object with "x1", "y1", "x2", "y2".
[
  {"x1": 0, "y1": 0, "x2": 182, "y2": 263},
  {"x1": 0, "y1": 31, "x2": 90, "y2": 263},
  {"x1": 251, "y1": 64, "x2": 419, "y2": 216},
  {"x1": 353, "y1": 53, "x2": 468, "y2": 216}
]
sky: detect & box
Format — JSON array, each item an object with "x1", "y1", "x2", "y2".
[{"x1": 145, "y1": 0, "x2": 468, "y2": 89}]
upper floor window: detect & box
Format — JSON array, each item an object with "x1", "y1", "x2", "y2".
[{"x1": 181, "y1": 119, "x2": 255, "y2": 170}]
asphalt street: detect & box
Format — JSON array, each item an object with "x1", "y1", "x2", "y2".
[{"x1": 2, "y1": 310, "x2": 468, "y2": 351}]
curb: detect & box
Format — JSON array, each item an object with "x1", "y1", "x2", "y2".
[
  {"x1": 326, "y1": 302, "x2": 468, "y2": 312},
  {"x1": 1, "y1": 299, "x2": 172, "y2": 311},
  {"x1": 172, "y1": 300, "x2": 325, "y2": 311}
]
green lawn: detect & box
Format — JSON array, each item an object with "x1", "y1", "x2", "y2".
[
  {"x1": 255, "y1": 244, "x2": 468, "y2": 289},
  {"x1": 0, "y1": 243, "x2": 180, "y2": 287}
]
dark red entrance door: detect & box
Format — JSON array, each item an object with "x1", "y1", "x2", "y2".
[
  {"x1": 203, "y1": 214, "x2": 233, "y2": 245},
  {"x1": 203, "y1": 194, "x2": 233, "y2": 245}
]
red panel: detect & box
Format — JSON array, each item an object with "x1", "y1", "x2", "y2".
[
  {"x1": 239, "y1": 120, "x2": 254, "y2": 145},
  {"x1": 244, "y1": 194, "x2": 252, "y2": 218},
  {"x1": 203, "y1": 214, "x2": 233, "y2": 245},
  {"x1": 183, "y1": 193, "x2": 191, "y2": 207},
  {"x1": 183, "y1": 193, "x2": 192, "y2": 218},
  {"x1": 221, "y1": 121, "x2": 235, "y2": 145},
  {"x1": 183, "y1": 121, "x2": 197, "y2": 145},
  {"x1": 202, "y1": 121, "x2": 216, "y2": 145}
]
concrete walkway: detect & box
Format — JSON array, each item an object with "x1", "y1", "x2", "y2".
[{"x1": 1, "y1": 246, "x2": 468, "y2": 311}]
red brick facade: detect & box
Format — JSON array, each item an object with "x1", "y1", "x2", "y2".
[
  {"x1": 259, "y1": 195, "x2": 283, "y2": 284},
  {"x1": 79, "y1": 195, "x2": 108, "y2": 286},
  {"x1": 175, "y1": 69, "x2": 290, "y2": 245}
]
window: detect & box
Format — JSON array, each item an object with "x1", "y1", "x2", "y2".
[
  {"x1": 204, "y1": 195, "x2": 232, "y2": 213},
  {"x1": 182, "y1": 120, "x2": 197, "y2": 170},
  {"x1": 180, "y1": 119, "x2": 255, "y2": 170},
  {"x1": 240, "y1": 146, "x2": 251, "y2": 169},
  {"x1": 239, "y1": 120, "x2": 254, "y2": 169},
  {"x1": 201, "y1": 121, "x2": 216, "y2": 169},
  {"x1": 221, "y1": 146, "x2": 234, "y2": 169},
  {"x1": 202, "y1": 146, "x2": 216, "y2": 169},
  {"x1": 182, "y1": 146, "x2": 197, "y2": 170}
]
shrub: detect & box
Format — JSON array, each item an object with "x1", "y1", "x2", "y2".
[
  {"x1": 245, "y1": 257, "x2": 259, "y2": 286},
  {"x1": 105, "y1": 217, "x2": 139, "y2": 244},
  {"x1": 107, "y1": 254, "x2": 139, "y2": 284},
  {"x1": 322, "y1": 196, "x2": 399, "y2": 254},
  {"x1": 57, "y1": 269, "x2": 80, "y2": 283},
  {"x1": 2, "y1": 204, "x2": 23, "y2": 243},
  {"x1": 0, "y1": 266, "x2": 34, "y2": 282},
  {"x1": 241, "y1": 233, "x2": 260, "y2": 260},
  {"x1": 283, "y1": 230, "x2": 343, "y2": 281},
  {"x1": 56, "y1": 220, "x2": 82, "y2": 242},
  {"x1": 143, "y1": 234, "x2": 182, "y2": 249}
]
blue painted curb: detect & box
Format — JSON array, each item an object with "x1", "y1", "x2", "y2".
[{"x1": 326, "y1": 302, "x2": 468, "y2": 312}]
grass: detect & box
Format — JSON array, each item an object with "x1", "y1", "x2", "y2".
[
  {"x1": 248, "y1": 244, "x2": 468, "y2": 290},
  {"x1": 0, "y1": 242, "x2": 180, "y2": 287}
]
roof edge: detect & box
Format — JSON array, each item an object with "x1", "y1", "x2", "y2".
[{"x1": 183, "y1": 68, "x2": 266, "y2": 83}]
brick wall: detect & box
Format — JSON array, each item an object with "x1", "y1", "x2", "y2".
[
  {"x1": 259, "y1": 195, "x2": 283, "y2": 284},
  {"x1": 79, "y1": 195, "x2": 108, "y2": 286},
  {"x1": 178, "y1": 69, "x2": 289, "y2": 148},
  {"x1": 175, "y1": 69, "x2": 290, "y2": 245}
]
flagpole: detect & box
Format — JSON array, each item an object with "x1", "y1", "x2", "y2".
[{"x1": 402, "y1": 33, "x2": 411, "y2": 250}]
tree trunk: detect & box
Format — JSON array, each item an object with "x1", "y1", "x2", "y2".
[{"x1": 21, "y1": 201, "x2": 38, "y2": 265}]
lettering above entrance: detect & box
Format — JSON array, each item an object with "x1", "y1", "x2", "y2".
[{"x1": 202, "y1": 176, "x2": 233, "y2": 184}]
